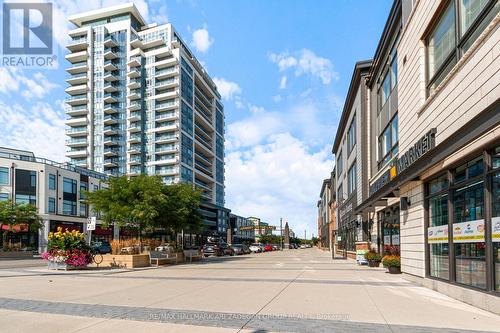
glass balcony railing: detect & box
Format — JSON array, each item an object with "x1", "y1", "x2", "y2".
[
  {"x1": 66, "y1": 138, "x2": 87, "y2": 145},
  {"x1": 129, "y1": 155, "x2": 141, "y2": 162},
  {"x1": 156, "y1": 99, "x2": 177, "y2": 109},
  {"x1": 65, "y1": 126, "x2": 87, "y2": 133},
  {"x1": 155, "y1": 112, "x2": 177, "y2": 120},
  {"x1": 104, "y1": 147, "x2": 120, "y2": 154},
  {"x1": 155, "y1": 66, "x2": 177, "y2": 76},
  {"x1": 155, "y1": 78, "x2": 177, "y2": 87},
  {"x1": 66, "y1": 72, "x2": 87, "y2": 80},
  {"x1": 156, "y1": 134, "x2": 176, "y2": 141},
  {"x1": 65, "y1": 94, "x2": 87, "y2": 102},
  {"x1": 155, "y1": 144, "x2": 177, "y2": 152},
  {"x1": 68, "y1": 37, "x2": 87, "y2": 46}
]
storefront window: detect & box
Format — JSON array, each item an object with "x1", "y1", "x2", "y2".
[
  {"x1": 453, "y1": 157, "x2": 485, "y2": 289},
  {"x1": 492, "y1": 146, "x2": 500, "y2": 291},
  {"x1": 428, "y1": 179, "x2": 449, "y2": 280}
]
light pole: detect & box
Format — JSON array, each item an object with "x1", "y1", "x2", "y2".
[{"x1": 280, "y1": 217, "x2": 283, "y2": 251}]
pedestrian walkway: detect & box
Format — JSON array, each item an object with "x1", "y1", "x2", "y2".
[{"x1": 0, "y1": 249, "x2": 498, "y2": 332}]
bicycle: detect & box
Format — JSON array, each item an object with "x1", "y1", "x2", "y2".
[{"x1": 89, "y1": 249, "x2": 103, "y2": 266}]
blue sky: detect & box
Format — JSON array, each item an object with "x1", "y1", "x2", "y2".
[{"x1": 0, "y1": 0, "x2": 392, "y2": 237}]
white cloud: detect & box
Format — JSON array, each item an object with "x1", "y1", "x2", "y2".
[
  {"x1": 226, "y1": 101, "x2": 337, "y2": 150},
  {"x1": 226, "y1": 133, "x2": 333, "y2": 238},
  {"x1": 191, "y1": 26, "x2": 213, "y2": 53},
  {"x1": 273, "y1": 94, "x2": 282, "y2": 103},
  {"x1": 0, "y1": 68, "x2": 58, "y2": 100},
  {"x1": 0, "y1": 101, "x2": 66, "y2": 162},
  {"x1": 279, "y1": 76, "x2": 287, "y2": 90},
  {"x1": 269, "y1": 49, "x2": 339, "y2": 84},
  {"x1": 213, "y1": 77, "x2": 242, "y2": 101}
]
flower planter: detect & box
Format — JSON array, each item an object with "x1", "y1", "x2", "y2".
[
  {"x1": 388, "y1": 266, "x2": 401, "y2": 274},
  {"x1": 101, "y1": 254, "x2": 150, "y2": 268},
  {"x1": 368, "y1": 260, "x2": 380, "y2": 267}
]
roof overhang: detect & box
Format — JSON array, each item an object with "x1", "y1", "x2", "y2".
[{"x1": 68, "y1": 3, "x2": 146, "y2": 27}]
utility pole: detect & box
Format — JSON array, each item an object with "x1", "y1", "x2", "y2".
[{"x1": 280, "y1": 217, "x2": 283, "y2": 250}]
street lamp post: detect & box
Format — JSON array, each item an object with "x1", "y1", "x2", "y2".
[{"x1": 280, "y1": 217, "x2": 283, "y2": 251}]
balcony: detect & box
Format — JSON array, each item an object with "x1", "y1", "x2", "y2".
[
  {"x1": 65, "y1": 94, "x2": 87, "y2": 106},
  {"x1": 104, "y1": 82, "x2": 119, "y2": 93},
  {"x1": 103, "y1": 35, "x2": 118, "y2": 48},
  {"x1": 103, "y1": 105, "x2": 119, "y2": 114},
  {"x1": 66, "y1": 105, "x2": 88, "y2": 117},
  {"x1": 65, "y1": 84, "x2": 88, "y2": 95},
  {"x1": 103, "y1": 59, "x2": 118, "y2": 71},
  {"x1": 104, "y1": 48, "x2": 118, "y2": 60},
  {"x1": 65, "y1": 126, "x2": 88, "y2": 136},
  {"x1": 195, "y1": 151, "x2": 212, "y2": 164},
  {"x1": 103, "y1": 92, "x2": 118, "y2": 104},
  {"x1": 127, "y1": 89, "x2": 141, "y2": 100},
  {"x1": 195, "y1": 161, "x2": 212, "y2": 177},
  {"x1": 130, "y1": 35, "x2": 143, "y2": 48},
  {"x1": 103, "y1": 158, "x2": 118, "y2": 168},
  {"x1": 154, "y1": 89, "x2": 178, "y2": 101},
  {"x1": 129, "y1": 166, "x2": 141, "y2": 175},
  {"x1": 127, "y1": 144, "x2": 141, "y2": 154},
  {"x1": 65, "y1": 116, "x2": 88, "y2": 127},
  {"x1": 127, "y1": 78, "x2": 141, "y2": 89},
  {"x1": 65, "y1": 50, "x2": 88, "y2": 63},
  {"x1": 103, "y1": 147, "x2": 120, "y2": 157},
  {"x1": 155, "y1": 166, "x2": 178, "y2": 176},
  {"x1": 127, "y1": 111, "x2": 141, "y2": 122},
  {"x1": 127, "y1": 101, "x2": 141, "y2": 111},
  {"x1": 128, "y1": 123, "x2": 142, "y2": 133},
  {"x1": 103, "y1": 125, "x2": 118, "y2": 135},
  {"x1": 127, "y1": 56, "x2": 141, "y2": 67},
  {"x1": 142, "y1": 37, "x2": 165, "y2": 49},
  {"x1": 66, "y1": 72, "x2": 87, "y2": 85},
  {"x1": 127, "y1": 68, "x2": 141, "y2": 78},
  {"x1": 155, "y1": 144, "x2": 178, "y2": 154},
  {"x1": 104, "y1": 71, "x2": 119, "y2": 82},
  {"x1": 155, "y1": 111, "x2": 178, "y2": 122},
  {"x1": 65, "y1": 138, "x2": 87, "y2": 147},
  {"x1": 128, "y1": 155, "x2": 141, "y2": 165},
  {"x1": 66, "y1": 61, "x2": 88, "y2": 74},
  {"x1": 127, "y1": 133, "x2": 141, "y2": 144},
  {"x1": 194, "y1": 139, "x2": 214, "y2": 156},
  {"x1": 155, "y1": 121, "x2": 178, "y2": 133},
  {"x1": 155, "y1": 66, "x2": 178, "y2": 79},
  {"x1": 154, "y1": 57, "x2": 177, "y2": 69},
  {"x1": 155, "y1": 78, "x2": 178, "y2": 91},
  {"x1": 155, "y1": 133, "x2": 177, "y2": 144},
  {"x1": 103, "y1": 114, "x2": 119, "y2": 125},
  {"x1": 195, "y1": 179, "x2": 211, "y2": 191},
  {"x1": 156, "y1": 99, "x2": 178, "y2": 111},
  {"x1": 67, "y1": 37, "x2": 88, "y2": 52},
  {"x1": 103, "y1": 137, "x2": 120, "y2": 146},
  {"x1": 66, "y1": 149, "x2": 88, "y2": 158}
]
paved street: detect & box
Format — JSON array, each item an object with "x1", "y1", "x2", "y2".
[{"x1": 0, "y1": 249, "x2": 499, "y2": 333}]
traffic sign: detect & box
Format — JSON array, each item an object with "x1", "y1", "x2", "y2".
[{"x1": 87, "y1": 217, "x2": 96, "y2": 231}]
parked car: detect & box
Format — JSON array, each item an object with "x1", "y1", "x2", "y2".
[
  {"x1": 91, "y1": 241, "x2": 112, "y2": 254},
  {"x1": 231, "y1": 244, "x2": 250, "y2": 255},
  {"x1": 219, "y1": 242, "x2": 234, "y2": 256},
  {"x1": 202, "y1": 243, "x2": 224, "y2": 257},
  {"x1": 300, "y1": 244, "x2": 307, "y2": 249},
  {"x1": 271, "y1": 245, "x2": 279, "y2": 251},
  {"x1": 249, "y1": 243, "x2": 262, "y2": 253},
  {"x1": 264, "y1": 244, "x2": 273, "y2": 252}
]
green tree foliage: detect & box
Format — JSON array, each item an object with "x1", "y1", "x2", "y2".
[
  {"x1": 85, "y1": 175, "x2": 202, "y2": 234},
  {"x1": 258, "y1": 234, "x2": 282, "y2": 244},
  {"x1": 0, "y1": 200, "x2": 42, "y2": 250},
  {"x1": 0, "y1": 200, "x2": 42, "y2": 231}
]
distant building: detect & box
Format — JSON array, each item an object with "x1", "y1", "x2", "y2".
[
  {"x1": 248, "y1": 216, "x2": 273, "y2": 242},
  {"x1": 229, "y1": 214, "x2": 255, "y2": 244},
  {"x1": 0, "y1": 147, "x2": 107, "y2": 254}
]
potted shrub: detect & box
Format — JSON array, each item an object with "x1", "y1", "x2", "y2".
[
  {"x1": 382, "y1": 254, "x2": 401, "y2": 274},
  {"x1": 41, "y1": 227, "x2": 92, "y2": 270},
  {"x1": 364, "y1": 250, "x2": 382, "y2": 267}
]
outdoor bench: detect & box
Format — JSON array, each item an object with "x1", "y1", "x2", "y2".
[
  {"x1": 149, "y1": 251, "x2": 179, "y2": 267},
  {"x1": 183, "y1": 249, "x2": 203, "y2": 263}
]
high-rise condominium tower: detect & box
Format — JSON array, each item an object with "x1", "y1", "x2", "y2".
[{"x1": 65, "y1": 3, "x2": 228, "y2": 239}]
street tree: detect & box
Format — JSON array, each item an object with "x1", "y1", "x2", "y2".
[{"x1": 0, "y1": 200, "x2": 42, "y2": 250}]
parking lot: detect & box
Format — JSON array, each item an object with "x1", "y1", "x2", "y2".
[{"x1": 0, "y1": 249, "x2": 499, "y2": 332}]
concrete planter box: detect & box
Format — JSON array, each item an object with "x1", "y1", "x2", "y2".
[
  {"x1": 0, "y1": 251, "x2": 33, "y2": 259},
  {"x1": 101, "y1": 254, "x2": 150, "y2": 268}
]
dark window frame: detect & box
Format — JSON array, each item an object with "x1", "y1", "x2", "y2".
[
  {"x1": 378, "y1": 113, "x2": 399, "y2": 169},
  {"x1": 425, "y1": 0, "x2": 498, "y2": 95}
]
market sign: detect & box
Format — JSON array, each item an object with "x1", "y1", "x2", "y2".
[
  {"x1": 369, "y1": 169, "x2": 391, "y2": 196},
  {"x1": 396, "y1": 128, "x2": 436, "y2": 174},
  {"x1": 239, "y1": 225, "x2": 275, "y2": 231}
]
